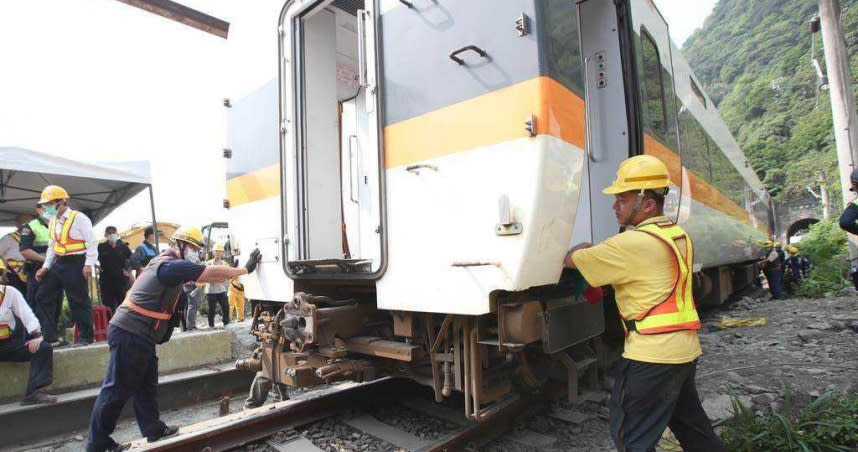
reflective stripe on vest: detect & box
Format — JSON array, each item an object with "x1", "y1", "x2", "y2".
[
  {"x1": 50, "y1": 211, "x2": 87, "y2": 255},
  {"x1": 27, "y1": 219, "x2": 50, "y2": 248},
  {"x1": 0, "y1": 287, "x2": 8, "y2": 340},
  {"x1": 625, "y1": 220, "x2": 701, "y2": 335},
  {"x1": 121, "y1": 297, "x2": 172, "y2": 321}
]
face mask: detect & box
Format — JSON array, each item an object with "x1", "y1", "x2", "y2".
[
  {"x1": 184, "y1": 247, "x2": 201, "y2": 264},
  {"x1": 42, "y1": 205, "x2": 58, "y2": 219},
  {"x1": 108, "y1": 234, "x2": 119, "y2": 243}
]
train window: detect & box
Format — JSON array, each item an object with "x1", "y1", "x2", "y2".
[
  {"x1": 690, "y1": 77, "x2": 707, "y2": 108},
  {"x1": 639, "y1": 29, "x2": 669, "y2": 140},
  {"x1": 540, "y1": 0, "x2": 584, "y2": 95},
  {"x1": 677, "y1": 104, "x2": 711, "y2": 181}
]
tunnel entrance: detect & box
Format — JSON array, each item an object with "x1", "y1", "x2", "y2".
[{"x1": 787, "y1": 218, "x2": 819, "y2": 243}]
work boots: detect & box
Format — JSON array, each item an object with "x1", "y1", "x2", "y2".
[{"x1": 20, "y1": 389, "x2": 58, "y2": 405}]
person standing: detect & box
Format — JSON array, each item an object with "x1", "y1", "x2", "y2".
[
  {"x1": 19, "y1": 205, "x2": 64, "y2": 344},
  {"x1": 34, "y1": 185, "x2": 98, "y2": 346},
  {"x1": 838, "y1": 168, "x2": 858, "y2": 289},
  {"x1": 228, "y1": 278, "x2": 246, "y2": 322},
  {"x1": 204, "y1": 243, "x2": 230, "y2": 328},
  {"x1": 129, "y1": 226, "x2": 158, "y2": 276},
  {"x1": 564, "y1": 155, "x2": 725, "y2": 452},
  {"x1": 765, "y1": 242, "x2": 785, "y2": 300},
  {"x1": 97, "y1": 227, "x2": 133, "y2": 314},
  {"x1": 0, "y1": 214, "x2": 33, "y2": 295},
  {"x1": 85, "y1": 226, "x2": 261, "y2": 452},
  {"x1": 0, "y1": 284, "x2": 57, "y2": 405}
]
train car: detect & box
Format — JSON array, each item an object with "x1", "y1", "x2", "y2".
[{"x1": 224, "y1": 0, "x2": 773, "y2": 419}]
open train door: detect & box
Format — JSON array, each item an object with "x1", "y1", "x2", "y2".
[
  {"x1": 576, "y1": 0, "x2": 682, "y2": 244},
  {"x1": 575, "y1": 0, "x2": 634, "y2": 245}
]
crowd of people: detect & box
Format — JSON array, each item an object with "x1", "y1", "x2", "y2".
[
  {"x1": 0, "y1": 185, "x2": 250, "y2": 415},
  {"x1": 759, "y1": 241, "x2": 812, "y2": 299}
]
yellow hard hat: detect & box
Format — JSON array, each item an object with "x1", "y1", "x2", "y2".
[
  {"x1": 171, "y1": 226, "x2": 205, "y2": 248},
  {"x1": 603, "y1": 155, "x2": 673, "y2": 195},
  {"x1": 763, "y1": 240, "x2": 774, "y2": 248},
  {"x1": 213, "y1": 243, "x2": 225, "y2": 252},
  {"x1": 787, "y1": 245, "x2": 799, "y2": 255},
  {"x1": 774, "y1": 242, "x2": 782, "y2": 248},
  {"x1": 38, "y1": 185, "x2": 70, "y2": 204}
]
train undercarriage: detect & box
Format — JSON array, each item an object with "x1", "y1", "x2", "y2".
[{"x1": 238, "y1": 275, "x2": 619, "y2": 421}]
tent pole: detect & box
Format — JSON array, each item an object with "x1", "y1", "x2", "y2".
[{"x1": 148, "y1": 184, "x2": 159, "y2": 249}]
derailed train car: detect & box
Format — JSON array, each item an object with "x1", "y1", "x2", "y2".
[{"x1": 224, "y1": 0, "x2": 773, "y2": 419}]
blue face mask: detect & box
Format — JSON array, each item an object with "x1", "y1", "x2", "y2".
[{"x1": 42, "y1": 205, "x2": 58, "y2": 219}]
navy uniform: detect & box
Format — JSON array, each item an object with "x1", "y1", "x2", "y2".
[
  {"x1": 86, "y1": 227, "x2": 261, "y2": 452},
  {"x1": 19, "y1": 215, "x2": 52, "y2": 308},
  {"x1": 35, "y1": 185, "x2": 99, "y2": 345}
]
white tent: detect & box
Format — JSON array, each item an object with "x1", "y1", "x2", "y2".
[{"x1": 0, "y1": 147, "x2": 154, "y2": 227}]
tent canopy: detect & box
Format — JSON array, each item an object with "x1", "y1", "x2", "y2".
[{"x1": 0, "y1": 147, "x2": 152, "y2": 227}]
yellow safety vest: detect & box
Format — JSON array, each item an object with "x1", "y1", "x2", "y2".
[
  {"x1": 0, "y1": 286, "x2": 9, "y2": 340},
  {"x1": 623, "y1": 220, "x2": 701, "y2": 335},
  {"x1": 49, "y1": 210, "x2": 87, "y2": 256},
  {"x1": 4, "y1": 232, "x2": 26, "y2": 277}
]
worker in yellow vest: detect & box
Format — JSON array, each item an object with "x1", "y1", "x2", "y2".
[
  {"x1": 0, "y1": 214, "x2": 33, "y2": 295},
  {"x1": 564, "y1": 155, "x2": 725, "y2": 451},
  {"x1": 34, "y1": 185, "x2": 99, "y2": 346}
]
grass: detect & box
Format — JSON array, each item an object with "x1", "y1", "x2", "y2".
[{"x1": 719, "y1": 383, "x2": 858, "y2": 452}]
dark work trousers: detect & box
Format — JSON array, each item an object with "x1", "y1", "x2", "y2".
[
  {"x1": 26, "y1": 272, "x2": 41, "y2": 310},
  {"x1": 206, "y1": 292, "x2": 229, "y2": 327},
  {"x1": 36, "y1": 254, "x2": 93, "y2": 343},
  {"x1": 86, "y1": 325, "x2": 166, "y2": 452},
  {"x1": 6, "y1": 272, "x2": 28, "y2": 298},
  {"x1": 99, "y1": 276, "x2": 128, "y2": 314},
  {"x1": 609, "y1": 358, "x2": 726, "y2": 452},
  {"x1": 0, "y1": 320, "x2": 53, "y2": 396},
  {"x1": 768, "y1": 268, "x2": 783, "y2": 300}
]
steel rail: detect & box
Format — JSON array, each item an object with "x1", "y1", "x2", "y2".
[
  {"x1": 131, "y1": 378, "x2": 546, "y2": 452},
  {"x1": 133, "y1": 378, "x2": 413, "y2": 452}
]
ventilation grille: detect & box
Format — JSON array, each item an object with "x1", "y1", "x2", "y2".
[{"x1": 332, "y1": 0, "x2": 364, "y2": 16}]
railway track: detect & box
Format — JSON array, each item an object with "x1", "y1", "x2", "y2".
[{"x1": 128, "y1": 378, "x2": 547, "y2": 452}]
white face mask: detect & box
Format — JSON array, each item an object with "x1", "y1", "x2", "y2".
[
  {"x1": 184, "y1": 247, "x2": 201, "y2": 264},
  {"x1": 108, "y1": 233, "x2": 119, "y2": 243}
]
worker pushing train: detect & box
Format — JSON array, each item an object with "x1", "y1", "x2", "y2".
[
  {"x1": 85, "y1": 226, "x2": 261, "y2": 452},
  {"x1": 35, "y1": 185, "x2": 98, "y2": 345},
  {"x1": 564, "y1": 155, "x2": 725, "y2": 452}
]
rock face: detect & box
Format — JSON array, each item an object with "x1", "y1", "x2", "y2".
[{"x1": 702, "y1": 394, "x2": 751, "y2": 421}]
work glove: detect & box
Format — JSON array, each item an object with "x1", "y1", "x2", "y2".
[
  {"x1": 245, "y1": 248, "x2": 262, "y2": 274},
  {"x1": 583, "y1": 286, "x2": 603, "y2": 305}
]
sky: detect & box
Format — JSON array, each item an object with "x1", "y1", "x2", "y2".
[{"x1": 0, "y1": 0, "x2": 716, "y2": 234}]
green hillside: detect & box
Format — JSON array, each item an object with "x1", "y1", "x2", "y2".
[{"x1": 682, "y1": 0, "x2": 858, "y2": 206}]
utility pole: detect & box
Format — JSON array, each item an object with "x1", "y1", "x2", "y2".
[{"x1": 817, "y1": 0, "x2": 858, "y2": 258}]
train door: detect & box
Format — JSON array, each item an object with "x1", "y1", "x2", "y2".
[
  {"x1": 576, "y1": 0, "x2": 633, "y2": 244},
  {"x1": 577, "y1": 0, "x2": 682, "y2": 243},
  {"x1": 278, "y1": 0, "x2": 385, "y2": 279},
  {"x1": 625, "y1": 0, "x2": 683, "y2": 220}
]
